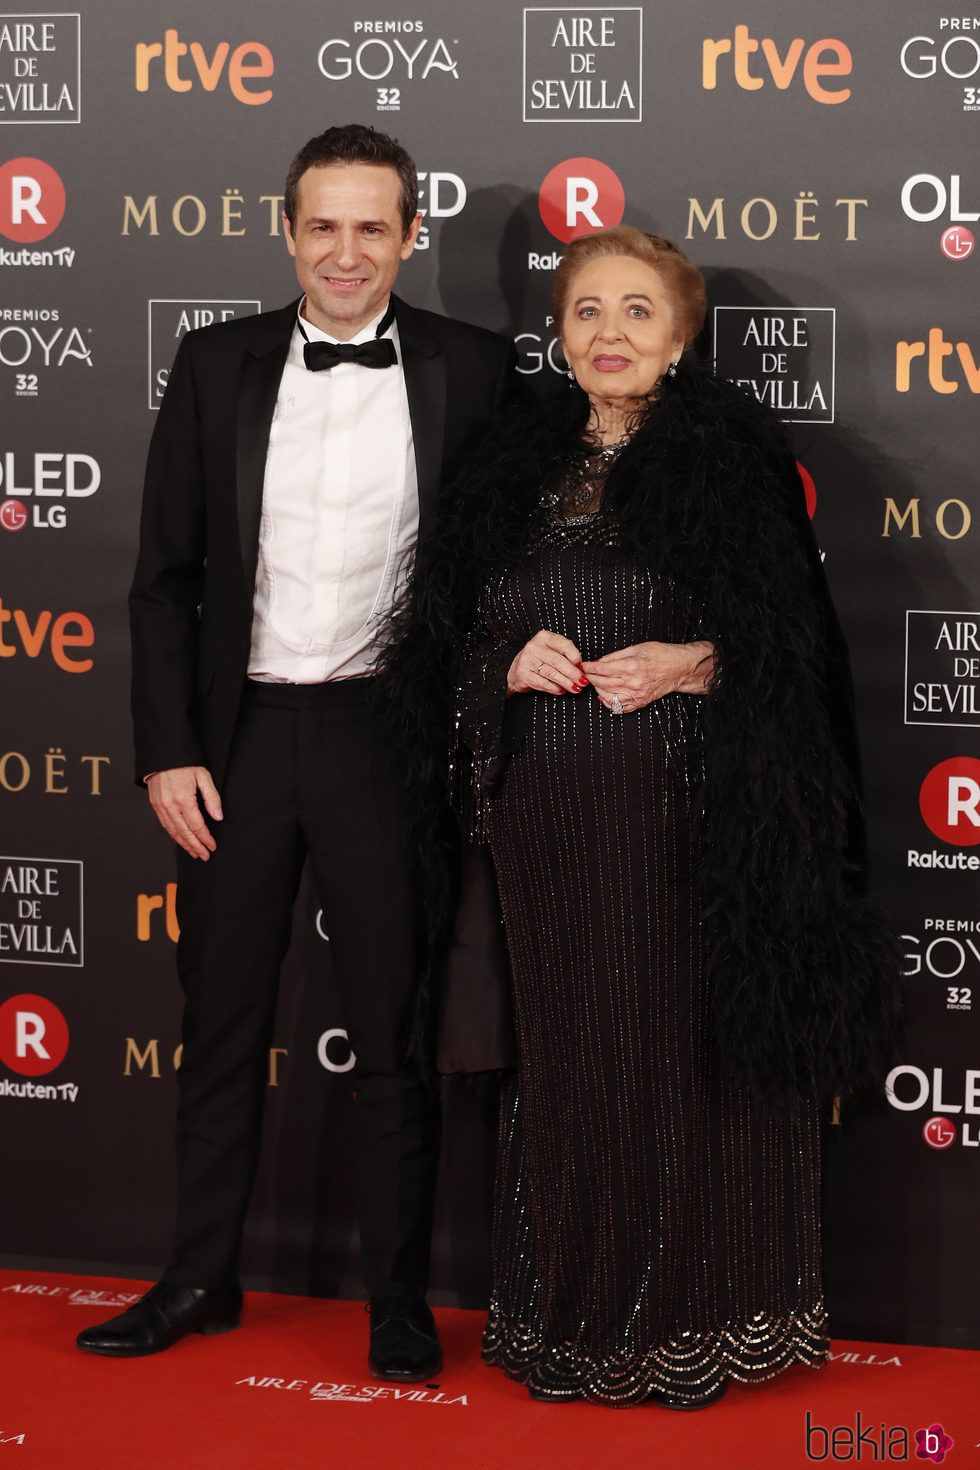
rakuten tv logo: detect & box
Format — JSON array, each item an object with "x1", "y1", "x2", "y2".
[
  {"x1": 0, "y1": 994, "x2": 68, "y2": 1076},
  {"x1": 538, "y1": 157, "x2": 624, "y2": 243},
  {"x1": 919, "y1": 758, "x2": 980, "y2": 845},
  {"x1": 0, "y1": 158, "x2": 65, "y2": 243}
]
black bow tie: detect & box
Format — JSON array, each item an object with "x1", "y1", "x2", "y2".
[{"x1": 303, "y1": 337, "x2": 397, "y2": 371}]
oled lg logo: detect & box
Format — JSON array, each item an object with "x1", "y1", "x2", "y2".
[
  {"x1": 134, "y1": 29, "x2": 273, "y2": 104},
  {"x1": 900, "y1": 173, "x2": 978, "y2": 262},
  {"x1": 0, "y1": 450, "x2": 101, "y2": 531},
  {"x1": 941, "y1": 226, "x2": 975, "y2": 260},
  {"x1": 923, "y1": 1117, "x2": 957, "y2": 1149},
  {"x1": 0, "y1": 156, "x2": 75, "y2": 268},
  {"x1": 886, "y1": 1063, "x2": 980, "y2": 1149},
  {"x1": 0, "y1": 993, "x2": 78, "y2": 1102},
  {"x1": 538, "y1": 157, "x2": 624, "y2": 243}
]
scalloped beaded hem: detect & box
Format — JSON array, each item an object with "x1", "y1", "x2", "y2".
[{"x1": 482, "y1": 1305, "x2": 829, "y2": 1406}]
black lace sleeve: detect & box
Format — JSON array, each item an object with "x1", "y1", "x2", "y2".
[{"x1": 453, "y1": 588, "x2": 524, "y2": 841}]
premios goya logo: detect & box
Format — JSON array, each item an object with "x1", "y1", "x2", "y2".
[
  {"x1": 0, "y1": 307, "x2": 92, "y2": 398},
  {"x1": 316, "y1": 20, "x2": 458, "y2": 113},
  {"x1": 902, "y1": 919, "x2": 977, "y2": 1013},
  {"x1": 0, "y1": 14, "x2": 80, "y2": 123},
  {"x1": 901, "y1": 20, "x2": 980, "y2": 114},
  {"x1": 523, "y1": 8, "x2": 642, "y2": 122}
]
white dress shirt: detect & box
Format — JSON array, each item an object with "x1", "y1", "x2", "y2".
[{"x1": 247, "y1": 300, "x2": 418, "y2": 683}]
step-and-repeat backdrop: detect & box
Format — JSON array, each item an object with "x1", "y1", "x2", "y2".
[{"x1": 1, "y1": 1, "x2": 977, "y2": 1346}]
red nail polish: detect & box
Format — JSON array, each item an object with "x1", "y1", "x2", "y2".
[{"x1": 580, "y1": 676, "x2": 590, "y2": 685}]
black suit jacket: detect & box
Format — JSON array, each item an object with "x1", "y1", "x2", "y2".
[{"x1": 129, "y1": 294, "x2": 516, "y2": 787}]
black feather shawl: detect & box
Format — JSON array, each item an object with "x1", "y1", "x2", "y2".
[{"x1": 378, "y1": 364, "x2": 903, "y2": 1106}]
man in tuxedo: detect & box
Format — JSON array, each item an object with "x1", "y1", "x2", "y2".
[{"x1": 76, "y1": 124, "x2": 515, "y2": 1377}]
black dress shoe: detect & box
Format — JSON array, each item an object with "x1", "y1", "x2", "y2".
[
  {"x1": 368, "y1": 1295, "x2": 443, "y2": 1382},
  {"x1": 657, "y1": 1379, "x2": 728, "y2": 1411},
  {"x1": 76, "y1": 1282, "x2": 243, "y2": 1358}
]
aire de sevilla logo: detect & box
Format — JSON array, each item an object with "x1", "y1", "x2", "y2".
[
  {"x1": 538, "y1": 157, "x2": 624, "y2": 243},
  {"x1": 0, "y1": 993, "x2": 68, "y2": 1076},
  {"x1": 919, "y1": 757, "x2": 980, "y2": 845},
  {"x1": 0, "y1": 158, "x2": 65, "y2": 243}
]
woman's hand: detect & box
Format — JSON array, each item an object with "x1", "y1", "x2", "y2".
[
  {"x1": 582, "y1": 640, "x2": 715, "y2": 712},
  {"x1": 507, "y1": 630, "x2": 588, "y2": 696}
]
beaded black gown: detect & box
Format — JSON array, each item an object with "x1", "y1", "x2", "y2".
[{"x1": 466, "y1": 484, "x2": 829, "y2": 1405}]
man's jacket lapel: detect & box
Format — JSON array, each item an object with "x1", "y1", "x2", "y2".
[
  {"x1": 235, "y1": 301, "x2": 296, "y2": 594},
  {"x1": 394, "y1": 294, "x2": 446, "y2": 539}
]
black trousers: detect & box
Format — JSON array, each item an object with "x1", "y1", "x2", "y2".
[{"x1": 165, "y1": 678, "x2": 438, "y2": 1299}]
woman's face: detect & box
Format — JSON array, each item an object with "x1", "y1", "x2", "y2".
[{"x1": 560, "y1": 254, "x2": 684, "y2": 405}]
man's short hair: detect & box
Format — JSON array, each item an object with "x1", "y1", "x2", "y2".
[{"x1": 283, "y1": 123, "x2": 419, "y2": 238}]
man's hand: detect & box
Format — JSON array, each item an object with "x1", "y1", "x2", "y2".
[
  {"x1": 582, "y1": 640, "x2": 715, "y2": 712},
  {"x1": 146, "y1": 767, "x2": 223, "y2": 860},
  {"x1": 507, "y1": 630, "x2": 588, "y2": 696}
]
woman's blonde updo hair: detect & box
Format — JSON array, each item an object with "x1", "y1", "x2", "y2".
[{"x1": 551, "y1": 227, "x2": 707, "y2": 350}]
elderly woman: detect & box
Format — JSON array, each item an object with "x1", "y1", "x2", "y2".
[{"x1": 386, "y1": 228, "x2": 899, "y2": 1408}]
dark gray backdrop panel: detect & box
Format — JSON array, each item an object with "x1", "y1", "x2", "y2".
[{"x1": 1, "y1": 0, "x2": 977, "y2": 1345}]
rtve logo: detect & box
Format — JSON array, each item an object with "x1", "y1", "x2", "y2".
[
  {"x1": 135, "y1": 29, "x2": 274, "y2": 105},
  {"x1": 0, "y1": 158, "x2": 65, "y2": 244},
  {"x1": 919, "y1": 758, "x2": 980, "y2": 846},
  {"x1": 896, "y1": 330, "x2": 980, "y2": 394},
  {"x1": 0, "y1": 596, "x2": 94, "y2": 671},
  {"x1": 701, "y1": 26, "x2": 852, "y2": 104},
  {"x1": 0, "y1": 993, "x2": 69, "y2": 1077},
  {"x1": 538, "y1": 157, "x2": 624, "y2": 244}
]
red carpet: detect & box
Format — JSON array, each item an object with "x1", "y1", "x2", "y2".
[{"x1": 1, "y1": 1269, "x2": 976, "y2": 1469}]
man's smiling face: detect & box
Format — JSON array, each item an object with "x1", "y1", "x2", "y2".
[{"x1": 283, "y1": 162, "x2": 421, "y2": 340}]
